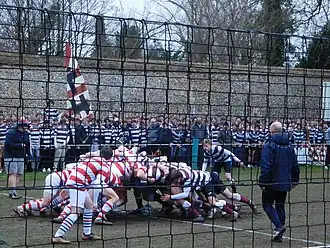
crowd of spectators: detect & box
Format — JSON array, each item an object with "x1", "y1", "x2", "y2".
[{"x1": 0, "y1": 105, "x2": 329, "y2": 174}]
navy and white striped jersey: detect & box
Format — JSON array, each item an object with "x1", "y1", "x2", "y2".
[
  {"x1": 43, "y1": 108, "x2": 58, "y2": 121},
  {"x1": 40, "y1": 127, "x2": 55, "y2": 148},
  {"x1": 178, "y1": 167, "x2": 212, "y2": 187},
  {"x1": 171, "y1": 128, "x2": 185, "y2": 144},
  {"x1": 102, "y1": 125, "x2": 112, "y2": 144},
  {"x1": 210, "y1": 126, "x2": 221, "y2": 144},
  {"x1": 127, "y1": 127, "x2": 141, "y2": 145},
  {"x1": 89, "y1": 124, "x2": 102, "y2": 143},
  {"x1": 309, "y1": 128, "x2": 316, "y2": 143},
  {"x1": 110, "y1": 126, "x2": 124, "y2": 145},
  {"x1": 233, "y1": 131, "x2": 245, "y2": 144},
  {"x1": 259, "y1": 129, "x2": 269, "y2": 142},
  {"x1": 0, "y1": 124, "x2": 8, "y2": 144},
  {"x1": 248, "y1": 130, "x2": 260, "y2": 144},
  {"x1": 54, "y1": 125, "x2": 70, "y2": 146},
  {"x1": 315, "y1": 129, "x2": 324, "y2": 144},
  {"x1": 293, "y1": 129, "x2": 305, "y2": 143},
  {"x1": 202, "y1": 145, "x2": 232, "y2": 171},
  {"x1": 139, "y1": 128, "x2": 148, "y2": 144},
  {"x1": 29, "y1": 124, "x2": 41, "y2": 147}
]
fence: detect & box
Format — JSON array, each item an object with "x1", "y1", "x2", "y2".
[{"x1": 0, "y1": 5, "x2": 329, "y2": 248}]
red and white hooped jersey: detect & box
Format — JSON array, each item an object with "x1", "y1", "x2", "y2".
[
  {"x1": 66, "y1": 157, "x2": 111, "y2": 187},
  {"x1": 56, "y1": 168, "x2": 75, "y2": 184},
  {"x1": 95, "y1": 170, "x2": 122, "y2": 187},
  {"x1": 115, "y1": 146, "x2": 142, "y2": 163},
  {"x1": 131, "y1": 161, "x2": 147, "y2": 174},
  {"x1": 109, "y1": 161, "x2": 131, "y2": 178}
]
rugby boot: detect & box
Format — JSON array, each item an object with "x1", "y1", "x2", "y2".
[
  {"x1": 82, "y1": 233, "x2": 102, "y2": 241},
  {"x1": 94, "y1": 218, "x2": 113, "y2": 225},
  {"x1": 229, "y1": 211, "x2": 240, "y2": 222},
  {"x1": 52, "y1": 236, "x2": 71, "y2": 244}
]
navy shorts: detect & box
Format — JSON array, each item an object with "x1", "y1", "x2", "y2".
[
  {"x1": 202, "y1": 172, "x2": 226, "y2": 198},
  {"x1": 213, "y1": 160, "x2": 232, "y2": 173}
]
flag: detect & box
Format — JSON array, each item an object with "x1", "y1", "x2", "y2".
[{"x1": 64, "y1": 42, "x2": 91, "y2": 119}]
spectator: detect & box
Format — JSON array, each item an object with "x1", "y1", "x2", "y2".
[
  {"x1": 102, "y1": 118, "x2": 112, "y2": 145},
  {"x1": 217, "y1": 121, "x2": 233, "y2": 151},
  {"x1": 89, "y1": 118, "x2": 102, "y2": 152},
  {"x1": 210, "y1": 119, "x2": 221, "y2": 145},
  {"x1": 259, "y1": 121, "x2": 300, "y2": 242},
  {"x1": 72, "y1": 117, "x2": 88, "y2": 159},
  {"x1": 110, "y1": 117, "x2": 124, "y2": 148},
  {"x1": 4, "y1": 119, "x2": 31, "y2": 199},
  {"x1": 29, "y1": 117, "x2": 41, "y2": 172},
  {"x1": 170, "y1": 123, "x2": 188, "y2": 162},
  {"x1": 159, "y1": 122, "x2": 172, "y2": 157},
  {"x1": 147, "y1": 118, "x2": 162, "y2": 155},
  {"x1": 325, "y1": 124, "x2": 330, "y2": 168},
  {"x1": 39, "y1": 120, "x2": 55, "y2": 172},
  {"x1": 0, "y1": 115, "x2": 8, "y2": 173},
  {"x1": 53, "y1": 117, "x2": 70, "y2": 171},
  {"x1": 43, "y1": 100, "x2": 58, "y2": 122},
  {"x1": 191, "y1": 117, "x2": 208, "y2": 168},
  {"x1": 191, "y1": 117, "x2": 208, "y2": 141}
]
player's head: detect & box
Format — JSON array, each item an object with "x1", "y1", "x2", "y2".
[
  {"x1": 202, "y1": 139, "x2": 212, "y2": 151},
  {"x1": 100, "y1": 146, "x2": 113, "y2": 160}
]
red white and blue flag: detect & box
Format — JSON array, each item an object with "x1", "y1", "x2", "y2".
[{"x1": 64, "y1": 42, "x2": 91, "y2": 119}]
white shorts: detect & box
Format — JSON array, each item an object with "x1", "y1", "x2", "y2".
[
  {"x1": 69, "y1": 189, "x2": 88, "y2": 209},
  {"x1": 44, "y1": 173, "x2": 62, "y2": 195}
]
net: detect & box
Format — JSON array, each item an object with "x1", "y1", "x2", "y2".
[{"x1": 0, "y1": 5, "x2": 329, "y2": 248}]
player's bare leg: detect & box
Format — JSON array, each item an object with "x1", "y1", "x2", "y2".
[
  {"x1": 221, "y1": 188, "x2": 260, "y2": 214},
  {"x1": 207, "y1": 195, "x2": 239, "y2": 221},
  {"x1": 94, "y1": 188, "x2": 119, "y2": 225}
]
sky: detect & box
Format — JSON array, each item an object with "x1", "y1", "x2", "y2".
[{"x1": 113, "y1": 0, "x2": 176, "y2": 22}]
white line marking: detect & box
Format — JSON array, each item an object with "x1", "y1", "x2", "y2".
[
  {"x1": 158, "y1": 217, "x2": 329, "y2": 246},
  {"x1": 0, "y1": 192, "x2": 328, "y2": 246},
  {"x1": 303, "y1": 246, "x2": 330, "y2": 248}
]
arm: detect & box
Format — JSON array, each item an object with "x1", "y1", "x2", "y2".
[
  {"x1": 259, "y1": 143, "x2": 274, "y2": 187},
  {"x1": 80, "y1": 150, "x2": 100, "y2": 160},
  {"x1": 201, "y1": 153, "x2": 209, "y2": 172},
  {"x1": 65, "y1": 129, "x2": 70, "y2": 146},
  {"x1": 25, "y1": 132, "x2": 31, "y2": 157},
  {"x1": 170, "y1": 184, "x2": 191, "y2": 200}
]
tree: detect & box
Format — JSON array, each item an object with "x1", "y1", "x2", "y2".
[
  {"x1": 296, "y1": 23, "x2": 330, "y2": 69},
  {"x1": 0, "y1": 0, "x2": 118, "y2": 56},
  {"x1": 147, "y1": 40, "x2": 184, "y2": 61},
  {"x1": 259, "y1": 0, "x2": 294, "y2": 66},
  {"x1": 114, "y1": 23, "x2": 143, "y2": 59},
  {"x1": 153, "y1": 0, "x2": 264, "y2": 64},
  {"x1": 90, "y1": 15, "x2": 115, "y2": 58}
]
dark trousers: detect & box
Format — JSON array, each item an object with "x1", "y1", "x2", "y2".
[
  {"x1": 262, "y1": 188, "x2": 287, "y2": 230},
  {"x1": 325, "y1": 145, "x2": 330, "y2": 166},
  {"x1": 40, "y1": 148, "x2": 55, "y2": 170}
]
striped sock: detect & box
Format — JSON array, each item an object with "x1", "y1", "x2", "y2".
[
  {"x1": 54, "y1": 213, "x2": 78, "y2": 238},
  {"x1": 83, "y1": 209, "x2": 93, "y2": 236},
  {"x1": 49, "y1": 196, "x2": 63, "y2": 208},
  {"x1": 57, "y1": 199, "x2": 70, "y2": 208},
  {"x1": 20, "y1": 199, "x2": 43, "y2": 211},
  {"x1": 96, "y1": 201, "x2": 116, "y2": 220},
  {"x1": 97, "y1": 197, "x2": 107, "y2": 210},
  {"x1": 59, "y1": 205, "x2": 72, "y2": 219}
]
